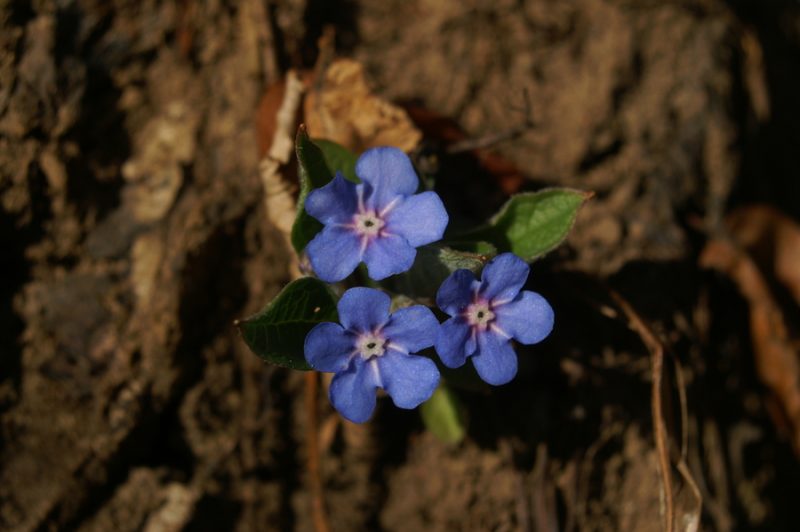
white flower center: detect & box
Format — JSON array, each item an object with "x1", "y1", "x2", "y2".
[
  {"x1": 354, "y1": 211, "x2": 385, "y2": 236},
  {"x1": 465, "y1": 302, "x2": 495, "y2": 328},
  {"x1": 357, "y1": 333, "x2": 386, "y2": 359}
]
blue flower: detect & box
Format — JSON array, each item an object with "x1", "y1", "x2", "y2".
[
  {"x1": 304, "y1": 287, "x2": 441, "y2": 423},
  {"x1": 434, "y1": 253, "x2": 554, "y2": 385},
  {"x1": 304, "y1": 147, "x2": 449, "y2": 282}
]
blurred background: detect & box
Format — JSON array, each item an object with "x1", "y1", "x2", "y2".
[{"x1": 2, "y1": 0, "x2": 800, "y2": 530}]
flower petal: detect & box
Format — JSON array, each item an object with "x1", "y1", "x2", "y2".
[
  {"x1": 363, "y1": 233, "x2": 416, "y2": 280},
  {"x1": 376, "y1": 351, "x2": 440, "y2": 409},
  {"x1": 494, "y1": 290, "x2": 554, "y2": 345},
  {"x1": 434, "y1": 317, "x2": 476, "y2": 368},
  {"x1": 384, "y1": 191, "x2": 448, "y2": 247},
  {"x1": 306, "y1": 225, "x2": 363, "y2": 282},
  {"x1": 479, "y1": 253, "x2": 530, "y2": 302},
  {"x1": 382, "y1": 305, "x2": 440, "y2": 354},
  {"x1": 304, "y1": 322, "x2": 356, "y2": 372},
  {"x1": 436, "y1": 269, "x2": 478, "y2": 316},
  {"x1": 356, "y1": 147, "x2": 419, "y2": 209},
  {"x1": 471, "y1": 330, "x2": 518, "y2": 385},
  {"x1": 338, "y1": 287, "x2": 391, "y2": 333},
  {"x1": 329, "y1": 359, "x2": 380, "y2": 423},
  {"x1": 304, "y1": 173, "x2": 358, "y2": 224}
]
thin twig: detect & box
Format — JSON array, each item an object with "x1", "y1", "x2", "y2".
[
  {"x1": 305, "y1": 372, "x2": 331, "y2": 532},
  {"x1": 446, "y1": 89, "x2": 535, "y2": 154},
  {"x1": 676, "y1": 459, "x2": 703, "y2": 532},
  {"x1": 671, "y1": 348, "x2": 703, "y2": 532},
  {"x1": 609, "y1": 290, "x2": 674, "y2": 532},
  {"x1": 672, "y1": 355, "x2": 689, "y2": 461}
]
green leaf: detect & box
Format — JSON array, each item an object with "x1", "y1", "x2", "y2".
[
  {"x1": 290, "y1": 133, "x2": 361, "y2": 254},
  {"x1": 236, "y1": 277, "x2": 338, "y2": 370},
  {"x1": 314, "y1": 139, "x2": 358, "y2": 183},
  {"x1": 384, "y1": 244, "x2": 489, "y2": 301},
  {"x1": 420, "y1": 385, "x2": 466, "y2": 444},
  {"x1": 291, "y1": 128, "x2": 335, "y2": 254},
  {"x1": 457, "y1": 188, "x2": 591, "y2": 261}
]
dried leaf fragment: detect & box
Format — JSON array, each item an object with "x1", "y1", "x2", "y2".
[
  {"x1": 304, "y1": 58, "x2": 421, "y2": 153},
  {"x1": 727, "y1": 205, "x2": 800, "y2": 307},
  {"x1": 700, "y1": 238, "x2": 800, "y2": 454}
]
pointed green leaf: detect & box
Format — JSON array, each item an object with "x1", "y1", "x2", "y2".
[
  {"x1": 291, "y1": 128, "x2": 332, "y2": 254},
  {"x1": 314, "y1": 139, "x2": 359, "y2": 183},
  {"x1": 290, "y1": 132, "x2": 360, "y2": 254},
  {"x1": 420, "y1": 385, "x2": 466, "y2": 444},
  {"x1": 457, "y1": 188, "x2": 590, "y2": 261},
  {"x1": 236, "y1": 277, "x2": 338, "y2": 370}
]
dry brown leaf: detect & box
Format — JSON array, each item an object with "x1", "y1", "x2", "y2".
[
  {"x1": 256, "y1": 79, "x2": 289, "y2": 158},
  {"x1": 700, "y1": 238, "x2": 800, "y2": 454},
  {"x1": 727, "y1": 205, "x2": 800, "y2": 307},
  {"x1": 304, "y1": 58, "x2": 421, "y2": 153},
  {"x1": 403, "y1": 103, "x2": 527, "y2": 195}
]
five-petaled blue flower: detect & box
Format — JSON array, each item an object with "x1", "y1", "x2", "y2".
[
  {"x1": 305, "y1": 287, "x2": 441, "y2": 423},
  {"x1": 434, "y1": 253, "x2": 554, "y2": 385},
  {"x1": 304, "y1": 147, "x2": 449, "y2": 282}
]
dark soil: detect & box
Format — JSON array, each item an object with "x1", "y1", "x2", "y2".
[{"x1": 2, "y1": 1, "x2": 800, "y2": 531}]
